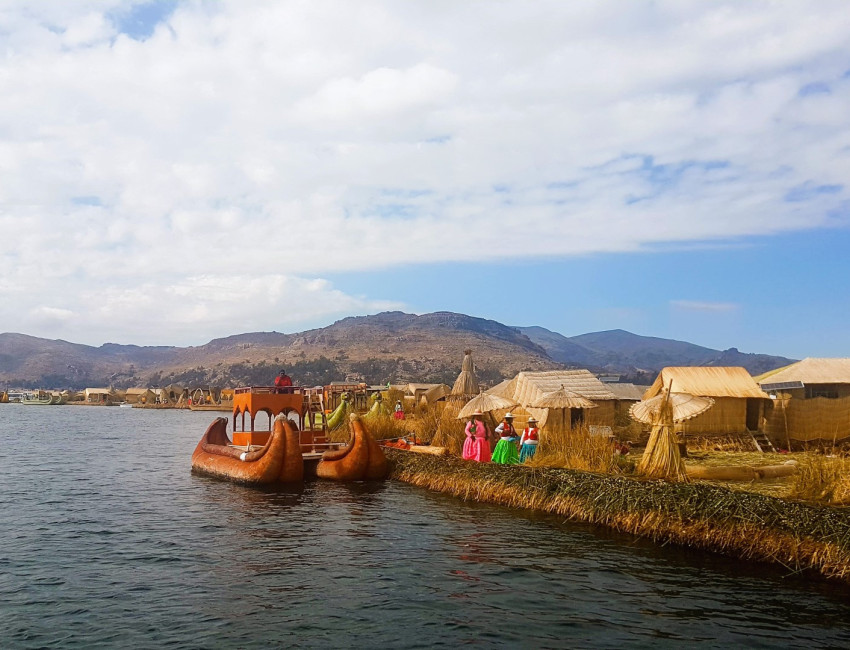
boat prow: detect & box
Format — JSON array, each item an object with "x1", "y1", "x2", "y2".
[
  {"x1": 316, "y1": 414, "x2": 388, "y2": 481},
  {"x1": 191, "y1": 415, "x2": 304, "y2": 485}
]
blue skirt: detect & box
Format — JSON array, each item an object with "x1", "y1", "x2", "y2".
[{"x1": 519, "y1": 443, "x2": 538, "y2": 462}]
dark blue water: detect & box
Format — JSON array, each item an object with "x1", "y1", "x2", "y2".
[{"x1": 1, "y1": 406, "x2": 850, "y2": 648}]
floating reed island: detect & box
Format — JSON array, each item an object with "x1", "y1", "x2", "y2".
[{"x1": 385, "y1": 448, "x2": 850, "y2": 584}]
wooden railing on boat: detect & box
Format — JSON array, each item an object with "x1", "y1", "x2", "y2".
[{"x1": 231, "y1": 386, "x2": 329, "y2": 450}]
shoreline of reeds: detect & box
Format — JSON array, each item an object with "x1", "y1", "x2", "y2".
[{"x1": 386, "y1": 448, "x2": 850, "y2": 584}]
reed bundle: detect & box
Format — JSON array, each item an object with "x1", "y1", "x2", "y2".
[
  {"x1": 638, "y1": 423, "x2": 688, "y2": 481},
  {"x1": 386, "y1": 449, "x2": 850, "y2": 583}
]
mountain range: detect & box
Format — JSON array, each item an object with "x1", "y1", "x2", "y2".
[{"x1": 0, "y1": 311, "x2": 796, "y2": 390}]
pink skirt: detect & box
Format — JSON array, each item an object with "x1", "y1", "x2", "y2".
[
  {"x1": 462, "y1": 435, "x2": 476, "y2": 460},
  {"x1": 472, "y1": 438, "x2": 491, "y2": 463}
]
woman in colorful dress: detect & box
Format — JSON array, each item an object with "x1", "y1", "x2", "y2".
[
  {"x1": 472, "y1": 410, "x2": 492, "y2": 462},
  {"x1": 519, "y1": 416, "x2": 540, "y2": 462},
  {"x1": 491, "y1": 413, "x2": 520, "y2": 465},
  {"x1": 394, "y1": 400, "x2": 405, "y2": 420},
  {"x1": 462, "y1": 411, "x2": 478, "y2": 460}
]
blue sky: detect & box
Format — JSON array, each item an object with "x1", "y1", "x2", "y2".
[
  {"x1": 327, "y1": 226, "x2": 850, "y2": 359},
  {"x1": 0, "y1": 1, "x2": 849, "y2": 359}
]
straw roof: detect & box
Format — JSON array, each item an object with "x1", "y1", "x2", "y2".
[
  {"x1": 529, "y1": 386, "x2": 597, "y2": 409},
  {"x1": 643, "y1": 367, "x2": 769, "y2": 400},
  {"x1": 486, "y1": 370, "x2": 615, "y2": 429},
  {"x1": 630, "y1": 392, "x2": 715, "y2": 424},
  {"x1": 456, "y1": 393, "x2": 517, "y2": 419},
  {"x1": 603, "y1": 383, "x2": 647, "y2": 401},
  {"x1": 422, "y1": 384, "x2": 451, "y2": 404},
  {"x1": 754, "y1": 358, "x2": 850, "y2": 386},
  {"x1": 451, "y1": 349, "x2": 479, "y2": 396},
  {"x1": 488, "y1": 370, "x2": 618, "y2": 405}
]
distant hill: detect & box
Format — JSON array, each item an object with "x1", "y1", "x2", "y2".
[
  {"x1": 517, "y1": 327, "x2": 796, "y2": 378},
  {"x1": 0, "y1": 312, "x2": 557, "y2": 390},
  {"x1": 0, "y1": 312, "x2": 796, "y2": 390}
]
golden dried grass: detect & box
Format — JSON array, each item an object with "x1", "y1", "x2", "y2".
[
  {"x1": 789, "y1": 455, "x2": 850, "y2": 504},
  {"x1": 524, "y1": 424, "x2": 617, "y2": 473}
]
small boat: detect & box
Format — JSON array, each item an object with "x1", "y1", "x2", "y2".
[
  {"x1": 192, "y1": 415, "x2": 304, "y2": 484},
  {"x1": 317, "y1": 414, "x2": 388, "y2": 481},
  {"x1": 21, "y1": 390, "x2": 58, "y2": 405},
  {"x1": 191, "y1": 385, "x2": 388, "y2": 485}
]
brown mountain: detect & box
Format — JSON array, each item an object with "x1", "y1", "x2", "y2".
[
  {"x1": 0, "y1": 311, "x2": 795, "y2": 390},
  {"x1": 0, "y1": 312, "x2": 558, "y2": 390}
]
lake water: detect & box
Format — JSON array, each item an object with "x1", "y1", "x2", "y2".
[{"x1": 1, "y1": 406, "x2": 850, "y2": 648}]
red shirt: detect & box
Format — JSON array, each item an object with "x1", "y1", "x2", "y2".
[{"x1": 275, "y1": 375, "x2": 292, "y2": 387}]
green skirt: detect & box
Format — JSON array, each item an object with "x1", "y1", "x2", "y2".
[{"x1": 491, "y1": 438, "x2": 519, "y2": 465}]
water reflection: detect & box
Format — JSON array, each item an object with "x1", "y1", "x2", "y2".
[{"x1": 2, "y1": 408, "x2": 850, "y2": 648}]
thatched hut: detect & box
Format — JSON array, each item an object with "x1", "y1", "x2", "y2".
[
  {"x1": 406, "y1": 383, "x2": 451, "y2": 407},
  {"x1": 642, "y1": 367, "x2": 769, "y2": 436},
  {"x1": 125, "y1": 387, "x2": 155, "y2": 405},
  {"x1": 487, "y1": 370, "x2": 618, "y2": 431},
  {"x1": 757, "y1": 358, "x2": 850, "y2": 444},
  {"x1": 84, "y1": 388, "x2": 115, "y2": 404}
]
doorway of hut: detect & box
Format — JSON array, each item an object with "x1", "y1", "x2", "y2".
[
  {"x1": 571, "y1": 408, "x2": 584, "y2": 428},
  {"x1": 746, "y1": 398, "x2": 760, "y2": 431}
]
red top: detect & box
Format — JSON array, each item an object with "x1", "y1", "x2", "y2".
[
  {"x1": 522, "y1": 427, "x2": 539, "y2": 441},
  {"x1": 274, "y1": 375, "x2": 292, "y2": 387}
]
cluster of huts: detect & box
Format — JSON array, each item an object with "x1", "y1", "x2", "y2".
[
  {"x1": 445, "y1": 355, "x2": 850, "y2": 450},
  {"x1": 73, "y1": 385, "x2": 232, "y2": 407}
]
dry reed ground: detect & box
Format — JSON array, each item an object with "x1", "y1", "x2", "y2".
[{"x1": 386, "y1": 449, "x2": 850, "y2": 584}]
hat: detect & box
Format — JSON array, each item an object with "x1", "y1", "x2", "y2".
[
  {"x1": 504, "y1": 412, "x2": 514, "y2": 419},
  {"x1": 528, "y1": 417, "x2": 537, "y2": 423},
  {"x1": 471, "y1": 409, "x2": 483, "y2": 416}
]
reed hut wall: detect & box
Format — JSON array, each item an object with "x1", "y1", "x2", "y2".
[
  {"x1": 586, "y1": 400, "x2": 616, "y2": 426},
  {"x1": 764, "y1": 395, "x2": 850, "y2": 442},
  {"x1": 674, "y1": 397, "x2": 756, "y2": 436}
]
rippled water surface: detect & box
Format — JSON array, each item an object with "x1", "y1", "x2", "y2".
[{"x1": 2, "y1": 406, "x2": 850, "y2": 648}]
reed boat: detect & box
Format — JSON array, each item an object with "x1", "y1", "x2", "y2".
[
  {"x1": 191, "y1": 385, "x2": 386, "y2": 484},
  {"x1": 316, "y1": 414, "x2": 388, "y2": 481},
  {"x1": 21, "y1": 390, "x2": 62, "y2": 405},
  {"x1": 192, "y1": 415, "x2": 305, "y2": 484}
]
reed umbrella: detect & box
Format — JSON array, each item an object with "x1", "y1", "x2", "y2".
[
  {"x1": 529, "y1": 385, "x2": 596, "y2": 433},
  {"x1": 455, "y1": 392, "x2": 517, "y2": 420},
  {"x1": 629, "y1": 392, "x2": 714, "y2": 425}
]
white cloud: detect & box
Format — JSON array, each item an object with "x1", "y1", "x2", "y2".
[
  {"x1": 0, "y1": 0, "x2": 848, "y2": 343},
  {"x1": 671, "y1": 301, "x2": 739, "y2": 313}
]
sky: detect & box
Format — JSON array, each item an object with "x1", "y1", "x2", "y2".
[{"x1": 1, "y1": 1, "x2": 849, "y2": 359}]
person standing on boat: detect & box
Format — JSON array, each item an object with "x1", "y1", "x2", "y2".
[
  {"x1": 519, "y1": 417, "x2": 540, "y2": 462},
  {"x1": 274, "y1": 369, "x2": 293, "y2": 394},
  {"x1": 491, "y1": 413, "x2": 520, "y2": 465}
]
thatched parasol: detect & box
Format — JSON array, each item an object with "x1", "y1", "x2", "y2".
[
  {"x1": 528, "y1": 385, "x2": 596, "y2": 432},
  {"x1": 456, "y1": 393, "x2": 517, "y2": 420},
  {"x1": 630, "y1": 392, "x2": 714, "y2": 425},
  {"x1": 531, "y1": 386, "x2": 597, "y2": 410}
]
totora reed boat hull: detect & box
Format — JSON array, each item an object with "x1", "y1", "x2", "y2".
[
  {"x1": 192, "y1": 416, "x2": 304, "y2": 485},
  {"x1": 316, "y1": 414, "x2": 388, "y2": 481}
]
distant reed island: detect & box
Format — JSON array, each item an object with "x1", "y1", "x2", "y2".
[{"x1": 386, "y1": 449, "x2": 850, "y2": 584}]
